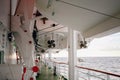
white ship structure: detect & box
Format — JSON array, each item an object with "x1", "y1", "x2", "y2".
[{"x1": 0, "y1": 0, "x2": 120, "y2": 80}]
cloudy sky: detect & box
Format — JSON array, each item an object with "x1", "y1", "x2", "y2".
[
  {"x1": 77, "y1": 32, "x2": 120, "y2": 57},
  {"x1": 49, "y1": 32, "x2": 120, "y2": 57}
]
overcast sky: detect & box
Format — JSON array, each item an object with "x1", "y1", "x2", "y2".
[
  {"x1": 77, "y1": 32, "x2": 120, "y2": 57},
  {"x1": 49, "y1": 32, "x2": 120, "y2": 57}
]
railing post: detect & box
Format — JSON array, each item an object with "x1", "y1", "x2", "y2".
[
  {"x1": 106, "y1": 74, "x2": 110, "y2": 80},
  {"x1": 76, "y1": 68, "x2": 79, "y2": 80},
  {"x1": 87, "y1": 70, "x2": 91, "y2": 80},
  {"x1": 47, "y1": 51, "x2": 51, "y2": 68},
  {"x1": 53, "y1": 65, "x2": 56, "y2": 76},
  {"x1": 59, "y1": 63, "x2": 60, "y2": 75},
  {"x1": 68, "y1": 28, "x2": 78, "y2": 80}
]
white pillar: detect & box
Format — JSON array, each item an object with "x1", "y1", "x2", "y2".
[
  {"x1": 48, "y1": 51, "x2": 52, "y2": 67},
  {"x1": 48, "y1": 52, "x2": 51, "y2": 60},
  {"x1": 68, "y1": 28, "x2": 77, "y2": 80}
]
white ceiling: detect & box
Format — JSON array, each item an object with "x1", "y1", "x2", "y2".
[
  {"x1": 1, "y1": 0, "x2": 120, "y2": 38},
  {"x1": 36, "y1": 0, "x2": 120, "y2": 33},
  {"x1": 0, "y1": 0, "x2": 10, "y2": 27},
  {"x1": 0, "y1": 0, "x2": 19, "y2": 29}
]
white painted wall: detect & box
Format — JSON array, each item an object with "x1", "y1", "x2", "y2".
[{"x1": 0, "y1": 64, "x2": 22, "y2": 80}]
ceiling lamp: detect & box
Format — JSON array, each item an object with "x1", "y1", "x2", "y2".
[
  {"x1": 80, "y1": 40, "x2": 87, "y2": 48},
  {"x1": 47, "y1": 40, "x2": 55, "y2": 48}
]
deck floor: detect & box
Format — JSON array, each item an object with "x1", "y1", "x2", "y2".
[{"x1": 37, "y1": 64, "x2": 57, "y2": 80}]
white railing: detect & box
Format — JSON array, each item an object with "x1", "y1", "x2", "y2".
[
  {"x1": 44, "y1": 59, "x2": 120, "y2": 80},
  {"x1": 55, "y1": 62, "x2": 68, "y2": 79},
  {"x1": 76, "y1": 65, "x2": 120, "y2": 80},
  {"x1": 45, "y1": 60, "x2": 68, "y2": 79}
]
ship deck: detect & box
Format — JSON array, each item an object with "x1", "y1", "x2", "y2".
[{"x1": 37, "y1": 64, "x2": 57, "y2": 80}]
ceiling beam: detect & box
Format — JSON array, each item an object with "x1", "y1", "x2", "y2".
[{"x1": 83, "y1": 13, "x2": 120, "y2": 38}]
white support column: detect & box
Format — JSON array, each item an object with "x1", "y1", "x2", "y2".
[
  {"x1": 68, "y1": 28, "x2": 77, "y2": 80},
  {"x1": 48, "y1": 51, "x2": 52, "y2": 67},
  {"x1": 48, "y1": 52, "x2": 51, "y2": 61}
]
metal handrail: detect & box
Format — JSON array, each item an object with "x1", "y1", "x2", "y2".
[
  {"x1": 44, "y1": 60, "x2": 120, "y2": 80},
  {"x1": 46, "y1": 60, "x2": 120, "y2": 78},
  {"x1": 76, "y1": 65, "x2": 120, "y2": 77},
  {"x1": 53, "y1": 61, "x2": 68, "y2": 79},
  {"x1": 52, "y1": 61, "x2": 68, "y2": 64}
]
